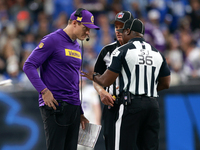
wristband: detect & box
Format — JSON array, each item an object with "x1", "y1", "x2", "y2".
[
  {"x1": 41, "y1": 88, "x2": 49, "y2": 95},
  {"x1": 93, "y1": 73, "x2": 100, "y2": 81}
]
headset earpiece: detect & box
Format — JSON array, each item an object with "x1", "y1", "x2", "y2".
[{"x1": 74, "y1": 8, "x2": 85, "y2": 17}]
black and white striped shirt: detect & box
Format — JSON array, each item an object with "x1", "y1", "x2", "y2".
[
  {"x1": 94, "y1": 41, "x2": 121, "y2": 96},
  {"x1": 108, "y1": 38, "x2": 170, "y2": 97}
]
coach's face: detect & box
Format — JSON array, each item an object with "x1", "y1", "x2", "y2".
[
  {"x1": 115, "y1": 21, "x2": 124, "y2": 45},
  {"x1": 74, "y1": 21, "x2": 90, "y2": 41}
]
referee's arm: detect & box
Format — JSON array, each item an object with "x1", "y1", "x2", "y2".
[
  {"x1": 93, "y1": 81, "x2": 115, "y2": 106},
  {"x1": 157, "y1": 75, "x2": 170, "y2": 91},
  {"x1": 93, "y1": 69, "x2": 119, "y2": 87},
  {"x1": 81, "y1": 69, "x2": 119, "y2": 87},
  {"x1": 157, "y1": 53, "x2": 171, "y2": 91}
]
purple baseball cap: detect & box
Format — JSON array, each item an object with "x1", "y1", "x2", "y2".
[{"x1": 70, "y1": 9, "x2": 100, "y2": 30}]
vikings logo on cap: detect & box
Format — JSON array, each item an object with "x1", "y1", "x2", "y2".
[
  {"x1": 39, "y1": 43, "x2": 44, "y2": 48},
  {"x1": 91, "y1": 16, "x2": 94, "y2": 23},
  {"x1": 117, "y1": 12, "x2": 124, "y2": 19},
  {"x1": 77, "y1": 17, "x2": 82, "y2": 21}
]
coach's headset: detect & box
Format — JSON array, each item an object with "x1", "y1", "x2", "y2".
[
  {"x1": 75, "y1": 8, "x2": 84, "y2": 17},
  {"x1": 74, "y1": 8, "x2": 90, "y2": 41}
]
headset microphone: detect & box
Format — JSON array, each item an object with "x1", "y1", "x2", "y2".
[{"x1": 86, "y1": 35, "x2": 90, "y2": 41}]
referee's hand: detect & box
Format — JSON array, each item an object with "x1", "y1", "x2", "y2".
[
  {"x1": 80, "y1": 71, "x2": 93, "y2": 81},
  {"x1": 42, "y1": 90, "x2": 59, "y2": 110},
  {"x1": 99, "y1": 89, "x2": 115, "y2": 107}
]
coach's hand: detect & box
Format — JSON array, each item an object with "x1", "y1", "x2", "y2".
[
  {"x1": 80, "y1": 115, "x2": 89, "y2": 130},
  {"x1": 42, "y1": 89, "x2": 59, "y2": 110}
]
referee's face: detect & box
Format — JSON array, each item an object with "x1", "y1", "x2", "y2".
[
  {"x1": 121, "y1": 29, "x2": 131, "y2": 44},
  {"x1": 114, "y1": 21, "x2": 124, "y2": 45}
]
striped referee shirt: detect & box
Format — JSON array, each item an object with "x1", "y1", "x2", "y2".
[
  {"x1": 94, "y1": 41, "x2": 121, "y2": 96},
  {"x1": 108, "y1": 38, "x2": 170, "y2": 97}
]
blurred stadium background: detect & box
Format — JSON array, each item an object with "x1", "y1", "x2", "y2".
[{"x1": 0, "y1": 0, "x2": 200, "y2": 150}]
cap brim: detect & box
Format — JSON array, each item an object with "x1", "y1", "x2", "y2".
[
  {"x1": 110, "y1": 19, "x2": 125, "y2": 24},
  {"x1": 117, "y1": 28, "x2": 124, "y2": 33},
  {"x1": 83, "y1": 24, "x2": 100, "y2": 30}
]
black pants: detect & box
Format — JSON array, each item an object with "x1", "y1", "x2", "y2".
[
  {"x1": 103, "y1": 103, "x2": 120, "y2": 150},
  {"x1": 40, "y1": 102, "x2": 80, "y2": 150},
  {"x1": 103, "y1": 96, "x2": 160, "y2": 150}
]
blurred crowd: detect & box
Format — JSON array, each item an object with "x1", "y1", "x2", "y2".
[{"x1": 0, "y1": 0, "x2": 200, "y2": 90}]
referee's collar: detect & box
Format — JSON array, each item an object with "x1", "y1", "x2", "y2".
[
  {"x1": 117, "y1": 40, "x2": 121, "y2": 47},
  {"x1": 128, "y1": 37, "x2": 145, "y2": 43}
]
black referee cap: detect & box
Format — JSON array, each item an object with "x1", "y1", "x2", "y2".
[
  {"x1": 111, "y1": 11, "x2": 133, "y2": 24},
  {"x1": 117, "y1": 18, "x2": 145, "y2": 35}
]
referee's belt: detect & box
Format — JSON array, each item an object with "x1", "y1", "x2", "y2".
[
  {"x1": 114, "y1": 93, "x2": 156, "y2": 105},
  {"x1": 130, "y1": 94, "x2": 151, "y2": 99}
]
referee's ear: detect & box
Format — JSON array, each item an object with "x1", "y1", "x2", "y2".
[{"x1": 126, "y1": 29, "x2": 131, "y2": 35}]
